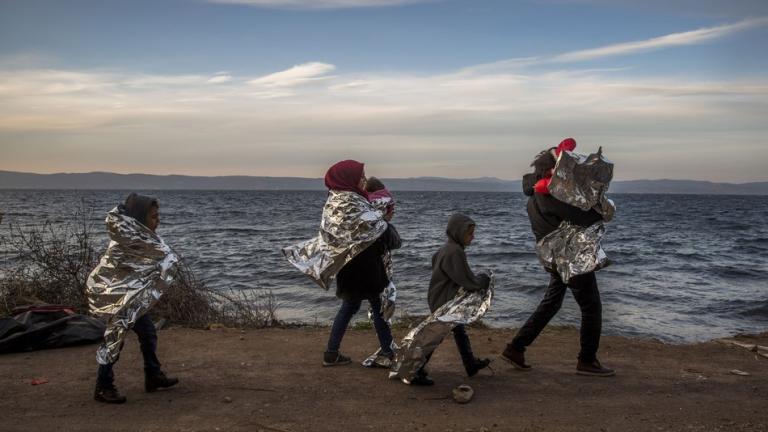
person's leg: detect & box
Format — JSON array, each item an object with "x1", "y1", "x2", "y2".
[
  {"x1": 134, "y1": 314, "x2": 179, "y2": 391},
  {"x1": 132, "y1": 314, "x2": 161, "y2": 375},
  {"x1": 96, "y1": 363, "x2": 115, "y2": 388},
  {"x1": 510, "y1": 273, "x2": 568, "y2": 352},
  {"x1": 368, "y1": 297, "x2": 394, "y2": 355},
  {"x1": 94, "y1": 344, "x2": 126, "y2": 403},
  {"x1": 570, "y1": 272, "x2": 614, "y2": 376},
  {"x1": 326, "y1": 299, "x2": 362, "y2": 353},
  {"x1": 453, "y1": 324, "x2": 473, "y2": 364},
  {"x1": 453, "y1": 325, "x2": 490, "y2": 376},
  {"x1": 568, "y1": 272, "x2": 602, "y2": 363},
  {"x1": 411, "y1": 352, "x2": 435, "y2": 386}
]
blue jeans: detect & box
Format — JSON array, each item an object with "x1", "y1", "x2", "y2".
[
  {"x1": 327, "y1": 297, "x2": 393, "y2": 354},
  {"x1": 96, "y1": 314, "x2": 162, "y2": 387}
]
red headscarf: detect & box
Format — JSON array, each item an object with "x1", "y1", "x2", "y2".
[{"x1": 324, "y1": 160, "x2": 367, "y2": 196}]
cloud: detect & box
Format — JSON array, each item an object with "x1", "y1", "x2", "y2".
[
  {"x1": 247, "y1": 62, "x2": 336, "y2": 87},
  {"x1": 208, "y1": 73, "x2": 233, "y2": 84},
  {"x1": 467, "y1": 16, "x2": 768, "y2": 73},
  {"x1": 552, "y1": 16, "x2": 768, "y2": 63},
  {"x1": 206, "y1": 0, "x2": 433, "y2": 9},
  {"x1": 530, "y1": 0, "x2": 768, "y2": 20}
]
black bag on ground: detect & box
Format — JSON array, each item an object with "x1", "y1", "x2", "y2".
[{"x1": 0, "y1": 305, "x2": 105, "y2": 353}]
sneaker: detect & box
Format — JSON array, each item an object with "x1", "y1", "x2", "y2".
[
  {"x1": 465, "y1": 357, "x2": 492, "y2": 377},
  {"x1": 576, "y1": 359, "x2": 615, "y2": 377},
  {"x1": 500, "y1": 345, "x2": 531, "y2": 371},
  {"x1": 323, "y1": 351, "x2": 351, "y2": 367},
  {"x1": 145, "y1": 371, "x2": 179, "y2": 392},
  {"x1": 94, "y1": 384, "x2": 127, "y2": 404},
  {"x1": 408, "y1": 374, "x2": 435, "y2": 386}
]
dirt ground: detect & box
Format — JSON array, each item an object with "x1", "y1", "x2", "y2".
[{"x1": 1, "y1": 326, "x2": 767, "y2": 432}]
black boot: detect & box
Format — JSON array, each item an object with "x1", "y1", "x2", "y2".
[
  {"x1": 145, "y1": 371, "x2": 179, "y2": 392},
  {"x1": 94, "y1": 384, "x2": 127, "y2": 404},
  {"x1": 409, "y1": 369, "x2": 435, "y2": 386},
  {"x1": 464, "y1": 357, "x2": 491, "y2": 377}
]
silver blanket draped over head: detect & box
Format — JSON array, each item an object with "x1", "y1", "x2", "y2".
[
  {"x1": 389, "y1": 273, "x2": 494, "y2": 383},
  {"x1": 87, "y1": 206, "x2": 178, "y2": 365},
  {"x1": 536, "y1": 222, "x2": 609, "y2": 283},
  {"x1": 548, "y1": 147, "x2": 616, "y2": 221},
  {"x1": 282, "y1": 190, "x2": 388, "y2": 290}
]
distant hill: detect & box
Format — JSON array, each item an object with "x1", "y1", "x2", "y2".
[{"x1": 1, "y1": 171, "x2": 766, "y2": 195}]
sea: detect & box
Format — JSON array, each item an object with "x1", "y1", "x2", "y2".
[{"x1": 1, "y1": 190, "x2": 766, "y2": 343}]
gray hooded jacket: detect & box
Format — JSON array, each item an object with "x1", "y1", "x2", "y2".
[{"x1": 427, "y1": 214, "x2": 491, "y2": 312}]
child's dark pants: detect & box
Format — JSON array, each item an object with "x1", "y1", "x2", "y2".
[{"x1": 96, "y1": 314, "x2": 162, "y2": 387}]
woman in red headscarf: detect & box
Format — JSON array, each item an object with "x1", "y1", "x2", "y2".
[{"x1": 322, "y1": 160, "x2": 401, "y2": 367}]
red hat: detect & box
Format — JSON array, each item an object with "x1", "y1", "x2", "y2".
[{"x1": 555, "y1": 138, "x2": 576, "y2": 156}]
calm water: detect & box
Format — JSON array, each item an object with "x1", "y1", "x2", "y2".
[{"x1": 1, "y1": 190, "x2": 767, "y2": 343}]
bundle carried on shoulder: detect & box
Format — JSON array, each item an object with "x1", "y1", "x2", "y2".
[
  {"x1": 537, "y1": 147, "x2": 615, "y2": 282},
  {"x1": 87, "y1": 206, "x2": 178, "y2": 365},
  {"x1": 282, "y1": 190, "x2": 388, "y2": 290}
]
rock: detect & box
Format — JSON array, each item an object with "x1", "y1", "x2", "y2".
[
  {"x1": 452, "y1": 384, "x2": 474, "y2": 404},
  {"x1": 223, "y1": 396, "x2": 233, "y2": 403}
]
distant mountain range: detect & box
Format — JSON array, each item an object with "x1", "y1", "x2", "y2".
[{"x1": 1, "y1": 170, "x2": 766, "y2": 195}]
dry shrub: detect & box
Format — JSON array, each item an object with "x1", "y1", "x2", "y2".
[
  {"x1": 0, "y1": 205, "x2": 97, "y2": 315},
  {"x1": 154, "y1": 259, "x2": 280, "y2": 328},
  {"x1": 0, "y1": 205, "x2": 279, "y2": 327}
]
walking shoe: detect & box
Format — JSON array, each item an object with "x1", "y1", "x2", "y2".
[
  {"x1": 408, "y1": 374, "x2": 435, "y2": 386},
  {"x1": 576, "y1": 359, "x2": 615, "y2": 377},
  {"x1": 145, "y1": 371, "x2": 179, "y2": 392},
  {"x1": 94, "y1": 384, "x2": 127, "y2": 404},
  {"x1": 322, "y1": 351, "x2": 352, "y2": 367},
  {"x1": 500, "y1": 345, "x2": 532, "y2": 370},
  {"x1": 465, "y1": 357, "x2": 492, "y2": 377}
]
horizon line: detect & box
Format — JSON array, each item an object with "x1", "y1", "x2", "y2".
[{"x1": 1, "y1": 169, "x2": 767, "y2": 185}]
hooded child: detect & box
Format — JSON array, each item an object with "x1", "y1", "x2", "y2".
[
  {"x1": 409, "y1": 213, "x2": 492, "y2": 386},
  {"x1": 91, "y1": 193, "x2": 179, "y2": 404}
]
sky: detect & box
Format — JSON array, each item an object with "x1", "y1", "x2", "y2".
[{"x1": 1, "y1": 0, "x2": 767, "y2": 182}]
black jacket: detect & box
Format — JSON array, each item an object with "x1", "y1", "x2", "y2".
[
  {"x1": 336, "y1": 224, "x2": 402, "y2": 302},
  {"x1": 523, "y1": 173, "x2": 602, "y2": 241},
  {"x1": 427, "y1": 214, "x2": 490, "y2": 312}
]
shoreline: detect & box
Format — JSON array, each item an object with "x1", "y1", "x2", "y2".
[{"x1": 2, "y1": 326, "x2": 767, "y2": 431}]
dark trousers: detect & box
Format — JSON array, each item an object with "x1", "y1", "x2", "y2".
[
  {"x1": 96, "y1": 314, "x2": 162, "y2": 387},
  {"x1": 511, "y1": 271, "x2": 602, "y2": 363},
  {"x1": 327, "y1": 297, "x2": 393, "y2": 354},
  {"x1": 418, "y1": 324, "x2": 474, "y2": 374}
]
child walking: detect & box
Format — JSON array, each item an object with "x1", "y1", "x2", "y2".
[
  {"x1": 411, "y1": 213, "x2": 491, "y2": 385},
  {"x1": 88, "y1": 193, "x2": 179, "y2": 403}
]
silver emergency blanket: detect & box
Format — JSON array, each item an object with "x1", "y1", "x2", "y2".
[
  {"x1": 373, "y1": 280, "x2": 397, "y2": 322},
  {"x1": 369, "y1": 194, "x2": 397, "y2": 321},
  {"x1": 87, "y1": 206, "x2": 178, "y2": 365},
  {"x1": 389, "y1": 273, "x2": 494, "y2": 383},
  {"x1": 549, "y1": 147, "x2": 616, "y2": 222},
  {"x1": 362, "y1": 339, "x2": 399, "y2": 368},
  {"x1": 282, "y1": 190, "x2": 388, "y2": 290},
  {"x1": 362, "y1": 281, "x2": 397, "y2": 368},
  {"x1": 537, "y1": 221, "x2": 609, "y2": 283}
]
